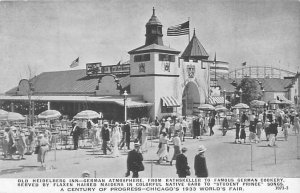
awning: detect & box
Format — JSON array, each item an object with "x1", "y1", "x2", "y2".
[
  {"x1": 277, "y1": 95, "x2": 293, "y2": 104},
  {"x1": 209, "y1": 96, "x2": 230, "y2": 105},
  {"x1": 114, "y1": 100, "x2": 153, "y2": 108},
  {"x1": 161, "y1": 96, "x2": 180, "y2": 107}
]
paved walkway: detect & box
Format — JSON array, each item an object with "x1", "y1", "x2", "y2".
[{"x1": 0, "y1": 126, "x2": 300, "y2": 178}]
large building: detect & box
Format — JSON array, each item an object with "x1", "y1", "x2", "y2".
[{"x1": 0, "y1": 8, "x2": 212, "y2": 121}]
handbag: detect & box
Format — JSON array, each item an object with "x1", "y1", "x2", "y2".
[{"x1": 34, "y1": 146, "x2": 40, "y2": 154}]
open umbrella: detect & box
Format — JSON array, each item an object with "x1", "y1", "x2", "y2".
[
  {"x1": 74, "y1": 110, "x2": 102, "y2": 119},
  {"x1": 232, "y1": 103, "x2": 250, "y2": 109},
  {"x1": 0, "y1": 112, "x2": 25, "y2": 121},
  {"x1": 198, "y1": 104, "x2": 215, "y2": 111},
  {"x1": 215, "y1": 105, "x2": 228, "y2": 112},
  {"x1": 269, "y1": 99, "x2": 282, "y2": 104},
  {"x1": 38, "y1": 109, "x2": 62, "y2": 120},
  {"x1": 250, "y1": 100, "x2": 266, "y2": 108},
  {"x1": 0, "y1": 109, "x2": 8, "y2": 115}
]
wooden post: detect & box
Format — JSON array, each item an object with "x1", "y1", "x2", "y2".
[{"x1": 250, "y1": 144, "x2": 253, "y2": 171}]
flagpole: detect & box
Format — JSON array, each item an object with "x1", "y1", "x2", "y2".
[{"x1": 188, "y1": 17, "x2": 190, "y2": 42}]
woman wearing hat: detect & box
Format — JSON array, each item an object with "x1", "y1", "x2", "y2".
[
  {"x1": 170, "y1": 131, "x2": 181, "y2": 166},
  {"x1": 36, "y1": 134, "x2": 50, "y2": 167},
  {"x1": 157, "y1": 132, "x2": 169, "y2": 164},
  {"x1": 194, "y1": 145, "x2": 208, "y2": 177},
  {"x1": 7, "y1": 126, "x2": 17, "y2": 159},
  {"x1": 2, "y1": 127, "x2": 10, "y2": 159}
]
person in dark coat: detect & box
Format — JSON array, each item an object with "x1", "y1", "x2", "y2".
[
  {"x1": 70, "y1": 122, "x2": 81, "y2": 150},
  {"x1": 209, "y1": 115, "x2": 215, "y2": 136},
  {"x1": 101, "y1": 122, "x2": 111, "y2": 155},
  {"x1": 222, "y1": 117, "x2": 229, "y2": 136},
  {"x1": 126, "y1": 142, "x2": 144, "y2": 178},
  {"x1": 194, "y1": 145, "x2": 208, "y2": 177},
  {"x1": 235, "y1": 119, "x2": 241, "y2": 143},
  {"x1": 176, "y1": 147, "x2": 190, "y2": 178},
  {"x1": 123, "y1": 121, "x2": 131, "y2": 150}
]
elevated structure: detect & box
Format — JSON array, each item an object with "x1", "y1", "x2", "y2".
[{"x1": 228, "y1": 66, "x2": 297, "y2": 79}]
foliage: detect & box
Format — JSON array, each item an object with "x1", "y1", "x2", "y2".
[{"x1": 237, "y1": 78, "x2": 263, "y2": 105}]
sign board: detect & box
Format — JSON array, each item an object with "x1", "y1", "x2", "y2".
[{"x1": 86, "y1": 63, "x2": 130, "y2": 76}]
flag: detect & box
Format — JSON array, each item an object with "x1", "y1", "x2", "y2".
[
  {"x1": 70, "y1": 57, "x2": 79, "y2": 68},
  {"x1": 167, "y1": 21, "x2": 189, "y2": 36},
  {"x1": 242, "y1": 62, "x2": 247, "y2": 66}
]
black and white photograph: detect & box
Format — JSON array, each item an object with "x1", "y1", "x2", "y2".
[{"x1": 0, "y1": 0, "x2": 299, "y2": 192}]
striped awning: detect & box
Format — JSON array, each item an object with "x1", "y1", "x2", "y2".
[
  {"x1": 161, "y1": 96, "x2": 180, "y2": 107},
  {"x1": 209, "y1": 96, "x2": 230, "y2": 105}
]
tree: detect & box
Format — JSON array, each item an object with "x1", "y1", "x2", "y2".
[{"x1": 237, "y1": 78, "x2": 263, "y2": 105}]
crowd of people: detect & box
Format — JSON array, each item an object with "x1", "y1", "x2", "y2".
[{"x1": 0, "y1": 107, "x2": 299, "y2": 178}]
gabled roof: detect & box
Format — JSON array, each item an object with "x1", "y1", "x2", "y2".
[
  {"x1": 5, "y1": 69, "x2": 130, "y2": 96},
  {"x1": 128, "y1": 43, "x2": 180, "y2": 55},
  {"x1": 181, "y1": 30, "x2": 209, "y2": 60}
]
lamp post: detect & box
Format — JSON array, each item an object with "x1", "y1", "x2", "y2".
[
  {"x1": 223, "y1": 90, "x2": 226, "y2": 106},
  {"x1": 239, "y1": 88, "x2": 243, "y2": 103},
  {"x1": 123, "y1": 90, "x2": 128, "y2": 122}
]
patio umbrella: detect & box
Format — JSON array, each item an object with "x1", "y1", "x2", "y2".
[
  {"x1": 73, "y1": 110, "x2": 102, "y2": 120},
  {"x1": 232, "y1": 103, "x2": 250, "y2": 109},
  {"x1": 250, "y1": 100, "x2": 266, "y2": 108},
  {"x1": 269, "y1": 99, "x2": 282, "y2": 104},
  {"x1": 38, "y1": 109, "x2": 62, "y2": 120},
  {"x1": 0, "y1": 112, "x2": 25, "y2": 121},
  {"x1": 198, "y1": 104, "x2": 215, "y2": 111},
  {"x1": 0, "y1": 109, "x2": 8, "y2": 115},
  {"x1": 215, "y1": 105, "x2": 228, "y2": 112}
]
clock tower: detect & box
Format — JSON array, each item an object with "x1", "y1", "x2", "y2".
[{"x1": 128, "y1": 8, "x2": 181, "y2": 119}]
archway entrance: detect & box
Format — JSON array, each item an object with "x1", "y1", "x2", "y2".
[{"x1": 182, "y1": 81, "x2": 200, "y2": 116}]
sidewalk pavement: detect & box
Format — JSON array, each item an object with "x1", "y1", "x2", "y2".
[{"x1": 0, "y1": 125, "x2": 299, "y2": 178}]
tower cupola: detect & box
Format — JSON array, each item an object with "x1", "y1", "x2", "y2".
[{"x1": 145, "y1": 7, "x2": 163, "y2": 46}]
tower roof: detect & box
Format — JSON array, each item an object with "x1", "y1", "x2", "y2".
[
  {"x1": 181, "y1": 29, "x2": 209, "y2": 60},
  {"x1": 146, "y1": 7, "x2": 162, "y2": 26}
]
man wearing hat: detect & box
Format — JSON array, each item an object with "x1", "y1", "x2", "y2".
[
  {"x1": 194, "y1": 145, "x2": 208, "y2": 177},
  {"x1": 126, "y1": 142, "x2": 144, "y2": 178},
  {"x1": 165, "y1": 117, "x2": 171, "y2": 139},
  {"x1": 101, "y1": 121, "x2": 111, "y2": 155},
  {"x1": 70, "y1": 122, "x2": 81, "y2": 150},
  {"x1": 175, "y1": 147, "x2": 190, "y2": 178},
  {"x1": 120, "y1": 120, "x2": 131, "y2": 150}
]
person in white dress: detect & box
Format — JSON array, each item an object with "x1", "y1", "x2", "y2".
[
  {"x1": 140, "y1": 125, "x2": 148, "y2": 153},
  {"x1": 111, "y1": 122, "x2": 121, "y2": 157}
]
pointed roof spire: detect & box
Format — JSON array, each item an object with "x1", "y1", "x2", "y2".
[
  {"x1": 146, "y1": 7, "x2": 161, "y2": 25},
  {"x1": 181, "y1": 29, "x2": 209, "y2": 60}
]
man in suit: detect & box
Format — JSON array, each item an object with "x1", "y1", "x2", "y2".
[
  {"x1": 120, "y1": 120, "x2": 131, "y2": 150},
  {"x1": 101, "y1": 122, "x2": 111, "y2": 155},
  {"x1": 194, "y1": 145, "x2": 208, "y2": 177},
  {"x1": 126, "y1": 142, "x2": 144, "y2": 178},
  {"x1": 70, "y1": 122, "x2": 80, "y2": 150},
  {"x1": 176, "y1": 147, "x2": 190, "y2": 178}
]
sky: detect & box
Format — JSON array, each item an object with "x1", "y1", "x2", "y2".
[{"x1": 0, "y1": 0, "x2": 299, "y2": 93}]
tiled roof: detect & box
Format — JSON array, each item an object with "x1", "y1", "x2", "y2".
[
  {"x1": 5, "y1": 69, "x2": 130, "y2": 96},
  {"x1": 181, "y1": 30, "x2": 209, "y2": 60},
  {"x1": 128, "y1": 43, "x2": 180, "y2": 54}
]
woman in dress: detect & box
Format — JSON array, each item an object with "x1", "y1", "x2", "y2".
[
  {"x1": 111, "y1": 123, "x2": 121, "y2": 157},
  {"x1": 235, "y1": 119, "x2": 241, "y2": 143},
  {"x1": 140, "y1": 125, "x2": 148, "y2": 153},
  {"x1": 36, "y1": 134, "x2": 50, "y2": 167},
  {"x1": 170, "y1": 132, "x2": 181, "y2": 166},
  {"x1": 240, "y1": 124, "x2": 246, "y2": 143},
  {"x1": 157, "y1": 132, "x2": 169, "y2": 164},
  {"x1": 16, "y1": 128, "x2": 27, "y2": 159},
  {"x1": 294, "y1": 114, "x2": 300, "y2": 134}
]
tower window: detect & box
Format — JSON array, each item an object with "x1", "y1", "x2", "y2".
[
  {"x1": 134, "y1": 54, "x2": 150, "y2": 62},
  {"x1": 159, "y1": 54, "x2": 175, "y2": 62}
]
